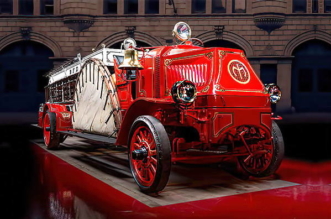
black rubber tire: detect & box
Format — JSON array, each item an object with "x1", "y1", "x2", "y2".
[
  {"x1": 43, "y1": 112, "x2": 61, "y2": 150},
  {"x1": 59, "y1": 135, "x2": 67, "y2": 143},
  {"x1": 128, "y1": 115, "x2": 171, "y2": 194},
  {"x1": 238, "y1": 121, "x2": 284, "y2": 177}
]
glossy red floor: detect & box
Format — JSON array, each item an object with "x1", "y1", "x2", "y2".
[{"x1": 26, "y1": 142, "x2": 331, "y2": 219}]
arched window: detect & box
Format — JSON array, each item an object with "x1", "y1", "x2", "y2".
[
  {"x1": 0, "y1": 41, "x2": 54, "y2": 112},
  {"x1": 291, "y1": 40, "x2": 331, "y2": 112},
  {"x1": 204, "y1": 40, "x2": 245, "y2": 53},
  {"x1": 109, "y1": 40, "x2": 151, "y2": 49}
]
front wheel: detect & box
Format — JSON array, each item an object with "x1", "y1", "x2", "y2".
[
  {"x1": 238, "y1": 121, "x2": 284, "y2": 177},
  {"x1": 128, "y1": 115, "x2": 171, "y2": 194}
]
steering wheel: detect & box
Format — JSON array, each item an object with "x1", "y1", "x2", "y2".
[{"x1": 189, "y1": 38, "x2": 204, "y2": 47}]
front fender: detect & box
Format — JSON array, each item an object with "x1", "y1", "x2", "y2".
[{"x1": 116, "y1": 98, "x2": 174, "y2": 146}]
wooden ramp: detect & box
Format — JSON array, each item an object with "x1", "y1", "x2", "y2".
[{"x1": 31, "y1": 137, "x2": 299, "y2": 207}]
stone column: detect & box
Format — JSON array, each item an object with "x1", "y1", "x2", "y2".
[
  {"x1": 159, "y1": 0, "x2": 166, "y2": 15},
  {"x1": 250, "y1": 60, "x2": 260, "y2": 78},
  {"x1": 287, "y1": 0, "x2": 292, "y2": 13},
  {"x1": 97, "y1": 0, "x2": 103, "y2": 15},
  {"x1": 319, "y1": 0, "x2": 324, "y2": 13},
  {"x1": 246, "y1": 0, "x2": 253, "y2": 14},
  {"x1": 185, "y1": 0, "x2": 192, "y2": 14},
  {"x1": 13, "y1": 0, "x2": 19, "y2": 15},
  {"x1": 118, "y1": 0, "x2": 124, "y2": 15},
  {"x1": 206, "y1": 0, "x2": 212, "y2": 14},
  {"x1": 139, "y1": 0, "x2": 145, "y2": 15},
  {"x1": 227, "y1": 0, "x2": 233, "y2": 13},
  {"x1": 34, "y1": 0, "x2": 40, "y2": 15},
  {"x1": 54, "y1": 0, "x2": 61, "y2": 15},
  {"x1": 307, "y1": 0, "x2": 312, "y2": 13},
  {"x1": 277, "y1": 60, "x2": 293, "y2": 113}
]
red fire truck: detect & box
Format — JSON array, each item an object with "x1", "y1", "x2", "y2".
[{"x1": 38, "y1": 22, "x2": 284, "y2": 194}]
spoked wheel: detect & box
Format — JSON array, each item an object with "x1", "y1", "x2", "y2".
[
  {"x1": 128, "y1": 116, "x2": 171, "y2": 194},
  {"x1": 43, "y1": 112, "x2": 61, "y2": 150},
  {"x1": 238, "y1": 121, "x2": 284, "y2": 177}
]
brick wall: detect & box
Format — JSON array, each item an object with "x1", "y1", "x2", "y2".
[{"x1": 1, "y1": 0, "x2": 331, "y2": 112}]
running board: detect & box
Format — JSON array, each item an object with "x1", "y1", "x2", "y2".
[
  {"x1": 58, "y1": 130, "x2": 117, "y2": 144},
  {"x1": 31, "y1": 124, "x2": 41, "y2": 128}
]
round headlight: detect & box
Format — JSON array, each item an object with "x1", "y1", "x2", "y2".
[
  {"x1": 122, "y1": 37, "x2": 137, "y2": 50},
  {"x1": 172, "y1": 22, "x2": 192, "y2": 42},
  {"x1": 171, "y1": 80, "x2": 197, "y2": 104},
  {"x1": 265, "y1": 83, "x2": 281, "y2": 104}
]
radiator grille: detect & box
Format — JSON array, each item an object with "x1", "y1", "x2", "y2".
[
  {"x1": 154, "y1": 56, "x2": 161, "y2": 98},
  {"x1": 167, "y1": 64, "x2": 208, "y2": 87}
]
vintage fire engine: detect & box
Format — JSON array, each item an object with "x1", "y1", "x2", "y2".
[{"x1": 38, "y1": 22, "x2": 284, "y2": 194}]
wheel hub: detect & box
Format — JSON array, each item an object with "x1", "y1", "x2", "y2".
[{"x1": 132, "y1": 147, "x2": 148, "y2": 160}]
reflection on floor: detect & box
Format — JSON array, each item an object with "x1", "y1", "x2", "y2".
[{"x1": 27, "y1": 137, "x2": 331, "y2": 219}]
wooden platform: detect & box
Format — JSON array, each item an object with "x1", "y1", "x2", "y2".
[{"x1": 31, "y1": 137, "x2": 299, "y2": 207}]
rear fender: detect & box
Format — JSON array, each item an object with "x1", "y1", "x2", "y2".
[
  {"x1": 39, "y1": 103, "x2": 72, "y2": 130},
  {"x1": 116, "y1": 98, "x2": 174, "y2": 146}
]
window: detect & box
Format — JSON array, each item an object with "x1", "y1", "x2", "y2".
[
  {"x1": 260, "y1": 64, "x2": 277, "y2": 84},
  {"x1": 312, "y1": 0, "x2": 318, "y2": 13},
  {"x1": 232, "y1": 0, "x2": 246, "y2": 13},
  {"x1": 260, "y1": 64, "x2": 277, "y2": 112},
  {"x1": 5, "y1": 70, "x2": 19, "y2": 92},
  {"x1": 37, "y1": 70, "x2": 48, "y2": 92},
  {"x1": 318, "y1": 69, "x2": 331, "y2": 92},
  {"x1": 124, "y1": 0, "x2": 138, "y2": 14},
  {"x1": 192, "y1": 0, "x2": 206, "y2": 13},
  {"x1": 104, "y1": 0, "x2": 117, "y2": 14},
  {"x1": 325, "y1": 0, "x2": 331, "y2": 12},
  {"x1": 293, "y1": 0, "x2": 306, "y2": 13},
  {"x1": 212, "y1": 0, "x2": 226, "y2": 13},
  {"x1": 0, "y1": 0, "x2": 13, "y2": 14},
  {"x1": 298, "y1": 69, "x2": 313, "y2": 92},
  {"x1": 19, "y1": 0, "x2": 33, "y2": 15},
  {"x1": 145, "y1": 0, "x2": 159, "y2": 14},
  {"x1": 40, "y1": 0, "x2": 54, "y2": 15}
]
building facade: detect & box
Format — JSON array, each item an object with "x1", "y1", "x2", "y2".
[{"x1": 0, "y1": 0, "x2": 331, "y2": 113}]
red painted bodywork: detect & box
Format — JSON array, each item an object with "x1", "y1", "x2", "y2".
[{"x1": 39, "y1": 43, "x2": 276, "y2": 164}]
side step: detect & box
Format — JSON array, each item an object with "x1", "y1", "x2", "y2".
[
  {"x1": 31, "y1": 124, "x2": 41, "y2": 128},
  {"x1": 58, "y1": 130, "x2": 117, "y2": 144}
]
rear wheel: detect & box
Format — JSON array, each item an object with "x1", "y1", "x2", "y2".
[
  {"x1": 128, "y1": 116, "x2": 171, "y2": 194},
  {"x1": 238, "y1": 121, "x2": 284, "y2": 177},
  {"x1": 43, "y1": 112, "x2": 61, "y2": 150}
]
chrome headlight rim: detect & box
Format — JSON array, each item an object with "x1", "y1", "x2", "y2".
[
  {"x1": 265, "y1": 83, "x2": 281, "y2": 104},
  {"x1": 171, "y1": 80, "x2": 197, "y2": 104},
  {"x1": 172, "y1": 22, "x2": 192, "y2": 43}
]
